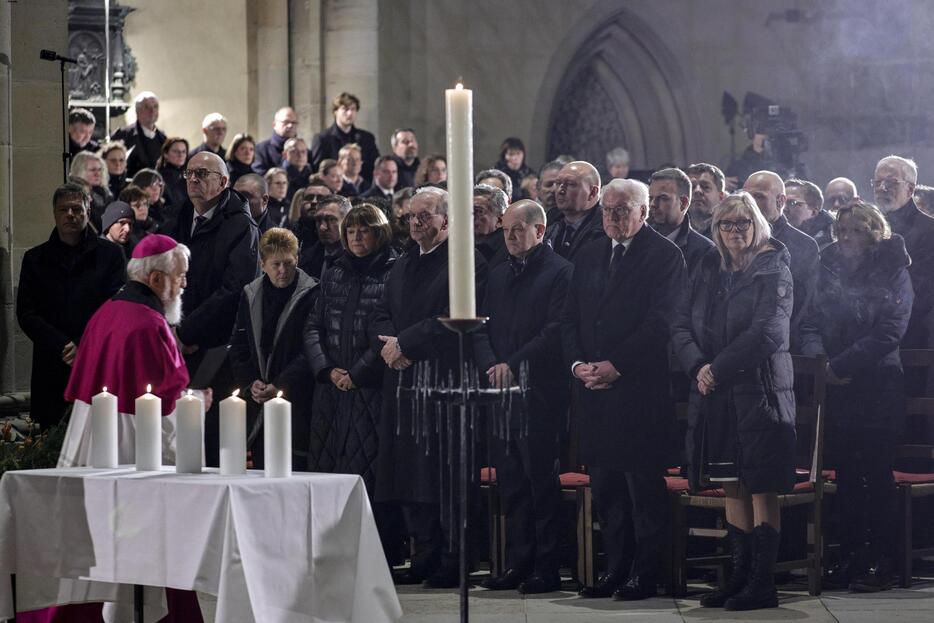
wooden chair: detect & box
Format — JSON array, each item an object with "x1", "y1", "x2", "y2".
[
  {"x1": 892, "y1": 349, "x2": 934, "y2": 587},
  {"x1": 668, "y1": 354, "x2": 827, "y2": 597}
]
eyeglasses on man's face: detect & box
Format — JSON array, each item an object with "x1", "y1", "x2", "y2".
[
  {"x1": 401, "y1": 210, "x2": 438, "y2": 225},
  {"x1": 871, "y1": 177, "x2": 906, "y2": 191},
  {"x1": 717, "y1": 219, "x2": 753, "y2": 233},
  {"x1": 183, "y1": 168, "x2": 223, "y2": 181}
]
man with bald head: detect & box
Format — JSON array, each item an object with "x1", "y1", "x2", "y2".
[
  {"x1": 824, "y1": 177, "x2": 858, "y2": 215},
  {"x1": 252, "y1": 106, "x2": 305, "y2": 175},
  {"x1": 563, "y1": 179, "x2": 684, "y2": 600},
  {"x1": 234, "y1": 173, "x2": 272, "y2": 234},
  {"x1": 874, "y1": 155, "x2": 934, "y2": 351},
  {"x1": 111, "y1": 91, "x2": 166, "y2": 176},
  {"x1": 473, "y1": 200, "x2": 572, "y2": 594},
  {"x1": 544, "y1": 161, "x2": 605, "y2": 261},
  {"x1": 744, "y1": 170, "x2": 819, "y2": 350},
  {"x1": 167, "y1": 151, "x2": 259, "y2": 365}
]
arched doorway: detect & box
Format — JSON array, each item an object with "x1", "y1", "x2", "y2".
[{"x1": 538, "y1": 8, "x2": 701, "y2": 176}]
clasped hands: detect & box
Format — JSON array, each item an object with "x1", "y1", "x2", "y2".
[
  {"x1": 573, "y1": 360, "x2": 620, "y2": 390},
  {"x1": 696, "y1": 363, "x2": 715, "y2": 395},
  {"x1": 378, "y1": 335, "x2": 413, "y2": 370},
  {"x1": 486, "y1": 362, "x2": 513, "y2": 388},
  {"x1": 250, "y1": 380, "x2": 279, "y2": 403},
  {"x1": 329, "y1": 368, "x2": 356, "y2": 391}
]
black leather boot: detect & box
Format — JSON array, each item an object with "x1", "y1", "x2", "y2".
[
  {"x1": 700, "y1": 524, "x2": 753, "y2": 607},
  {"x1": 849, "y1": 557, "x2": 896, "y2": 593},
  {"x1": 724, "y1": 523, "x2": 780, "y2": 611},
  {"x1": 823, "y1": 550, "x2": 861, "y2": 590}
]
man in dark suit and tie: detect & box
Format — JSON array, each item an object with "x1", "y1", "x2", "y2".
[
  {"x1": 362, "y1": 156, "x2": 399, "y2": 200},
  {"x1": 562, "y1": 178, "x2": 685, "y2": 600}
]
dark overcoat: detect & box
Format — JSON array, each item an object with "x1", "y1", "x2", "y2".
[
  {"x1": 771, "y1": 214, "x2": 819, "y2": 351},
  {"x1": 110, "y1": 121, "x2": 166, "y2": 177},
  {"x1": 671, "y1": 242, "x2": 797, "y2": 493},
  {"x1": 544, "y1": 205, "x2": 606, "y2": 262},
  {"x1": 475, "y1": 244, "x2": 572, "y2": 434},
  {"x1": 801, "y1": 236, "x2": 913, "y2": 433},
  {"x1": 17, "y1": 229, "x2": 126, "y2": 427},
  {"x1": 368, "y1": 240, "x2": 487, "y2": 503},
  {"x1": 166, "y1": 187, "x2": 259, "y2": 349},
  {"x1": 304, "y1": 248, "x2": 395, "y2": 490},
  {"x1": 311, "y1": 123, "x2": 381, "y2": 185},
  {"x1": 229, "y1": 270, "x2": 319, "y2": 461},
  {"x1": 671, "y1": 216, "x2": 715, "y2": 277},
  {"x1": 887, "y1": 199, "x2": 934, "y2": 349},
  {"x1": 561, "y1": 224, "x2": 685, "y2": 471}
]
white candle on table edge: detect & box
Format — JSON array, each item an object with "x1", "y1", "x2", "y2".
[
  {"x1": 264, "y1": 390, "x2": 291, "y2": 478},
  {"x1": 175, "y1": 389, "x2": 203, "y2": 473},
  {"x1": 135, "y1": 383, "x2": 162, "y2": 471},
  {"x1": 91, "y1": 386, "x2": 118, "y2": 469},
  {"x1": 445, "y1": 81, "x2": 476, "y2": 319},
  {"x1": 220, "y1": 389, "x2": 247, "y2": 476}
]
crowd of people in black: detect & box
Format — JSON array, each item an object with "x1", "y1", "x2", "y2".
[{"x1": 18, "y1": 88, "x2": 934, "y2": 610}]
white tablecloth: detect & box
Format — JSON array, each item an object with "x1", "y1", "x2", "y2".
[{"x1": 0, "y1": 467, "x2": 402, "y2": 623}]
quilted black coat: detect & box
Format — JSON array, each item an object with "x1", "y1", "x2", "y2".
[
  {"x1": 671, "y1": 242, "x2": 797, "y2": 494},
  {"x1": 303, "y1": 248, "x2": 396, "y2": 491}
]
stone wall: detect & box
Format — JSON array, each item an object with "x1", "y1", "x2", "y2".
[{"x1": 2, "y1": 0, "x2": 69, "y2": 392}]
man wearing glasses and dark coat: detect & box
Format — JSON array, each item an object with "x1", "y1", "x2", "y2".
[{"x1": 165, "y1": 152, "x2": 259, "y2": 370}]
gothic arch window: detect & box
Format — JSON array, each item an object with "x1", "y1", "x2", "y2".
[{"x1": 540, "y1": 10, "x2": 701, "y2": 177}]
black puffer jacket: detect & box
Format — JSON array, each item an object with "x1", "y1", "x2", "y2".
[
  {"x1": 672, "y1": 242, "x2": 797, "y2": 494},
  {"x1": 303, "y1": 248, "x2": 395, "y2": 490},
  {"x1": 801, "y1": 236, "x2": 913, "y2": 432}
]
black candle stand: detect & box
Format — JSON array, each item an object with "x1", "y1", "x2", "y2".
[{"x1": 395, "y1": 316, "x2": 529, "y2": 623}]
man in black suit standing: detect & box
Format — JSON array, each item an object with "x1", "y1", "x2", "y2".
[
  {"x1": 544, "y1": 161, "x2": 605, "y2": 262},
  {"x1": 111, "y1": 91, "x2": 166, "y2": 177},
  {"x1": 310, "y1": 93, "x2": 380, "y2": 186},
  {"x1": 563, "y1": 178, "x2": 685, "y2": 600},
  {"x1": 648, "y1": 167, "x2": 714, "y2": 276},
  {"x1": 476, "y1": 200, "x2": 572, "y2": 594}
]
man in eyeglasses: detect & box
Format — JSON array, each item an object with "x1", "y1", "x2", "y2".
[
  {"x1": 543, "y1": 161, "x2": 605, "y2": 261},
  {"x1": 165, "y1": 152, "x2": 259, "y2": 385},
  {"x1": 564, "y1": 179, "x2": 685, "y2": 600},
  {"x1": 17, "y1": 184, "x2": 126, "y2": 431},
  {"x1": 874, "y1": 155, "x2": 934, "y2": 352},
  {"x1": 371, "y1": 186, "x2": 488, "y2": 589},
  {"x1": 785, "y1": 179, "x2": 833, "y2": 250},
  {"x1": 743, "y1": 170, "x2": 819, "y2": 351},
  {"x1": 823, "y1": 177, "x2": 858, "y2": 216}
]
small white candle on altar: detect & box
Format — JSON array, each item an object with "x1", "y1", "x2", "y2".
[
  {"x1": 445, "y1": 81, "x2": 476, "y2": 319},
  {"x1": 264, "y1": 391, "x2": 291, "y2": 478},
  {"x1": 135, "y1": 384, "x2": 162, "y2": 471},
  {"x1": 220, "y1": 389, "x2": 247, "y2": 475},
  {"x1": 90, "y1": 386, "x2": 118, "y2": 469},
  {"x1": 175, "y1": 390, "x2": 202, "y2": 473}
]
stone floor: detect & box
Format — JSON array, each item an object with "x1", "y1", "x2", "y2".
[{"x1": 396, "y1": 576, "x2": 934, "y2": 622}]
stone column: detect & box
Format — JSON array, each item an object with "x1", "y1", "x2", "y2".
[
  {"x1": 4, "y1": 1, "x2": 69, "y2": 392},
  {"x1": 247, "y1": 0, "x2": 290, "y2": 138}
]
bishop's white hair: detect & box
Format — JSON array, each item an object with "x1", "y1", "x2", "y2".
[{"x1": 126, "y1": 244, "x2": 190, "y2": 283}]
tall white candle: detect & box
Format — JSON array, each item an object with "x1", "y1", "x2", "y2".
[
  {"x1": 264, "y1": 391, "x2": 291, "y2": 478},
  {"x1": 90, "y1": 387, "x2": 118, "y2": 469},
  {"x1": 175, "y1": 390, "x2": 203, "y2": 473},
  {"x1": 135, "y1": 384, "x2": 162, "y2": 471},
  {"x1": 220, "y1": 389, "x2": 247, "y2": 476},
  {"x1": 445, "y1": 81, "x2": 476, "y2": 319}
]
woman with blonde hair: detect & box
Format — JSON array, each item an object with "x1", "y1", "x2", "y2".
[
  {"x1": 801, "y1": 200, "x2": 913, "y2": 592},
  {"x1": 672, "y1": 191, "x2": 796, "y2": 611},
  {"x1": 70, "y1": 151, "x2": 112, "y2": 232},
  {"x1": 229, "y1": 227, "x2": 318, "y2": 470}
]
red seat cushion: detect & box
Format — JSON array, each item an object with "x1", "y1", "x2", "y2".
[
  {"x1": 665, "y1": 476, "x2": 689, "y2": 492},
  {"x1": 480, "y1": 467, "x2": 496, "y2": 483},
  {"x1": 792, "y1": 480, "x2": 814, "y2": 493},
  {"x1": 560, "y1": 472, "x2": 590, "y2": 487},
  {"x1": 894, "y1": 471, "x2": 934, "y2": 484}
]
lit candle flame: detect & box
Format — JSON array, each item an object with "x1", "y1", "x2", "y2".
[
  {"x1": 187, "y1": 389, "x2": 193, "y2": 396},
  {"x1": 276, "y1": 390, "x2": 283, "y2": 399},
  {"x1": 232, "y1": 388, "x2": 240, "y2": 398},
  {"x1": 102, "y1": 386, "x2": 107, "y2": 393},
  {"x1": 455, "y1": 82, "x2": 464, "y2": 91},
  {"x1": 146, "y1": 384, "x2": 152, "y2": 393}
]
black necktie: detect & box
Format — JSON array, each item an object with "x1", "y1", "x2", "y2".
[
  {"x1": 193, "y1": 215, "x2": 207, "y2": 235},
  {"x1": 608, "y1": 244, "x2": 625, "y2": 282}
]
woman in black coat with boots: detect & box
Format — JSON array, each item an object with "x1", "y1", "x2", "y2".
[
  {"x1": 229, "y1": 227, "x2": 319, "y2": 470},
  {"x1": 801, "y1": 200, "x2": 913, "y2": 592},
  {"x1": 672, "y1": 192, "x2": 796, "y2": 611},
  {"x1": 303, "y1": 203, "x2": 396, "y2": 490}
]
